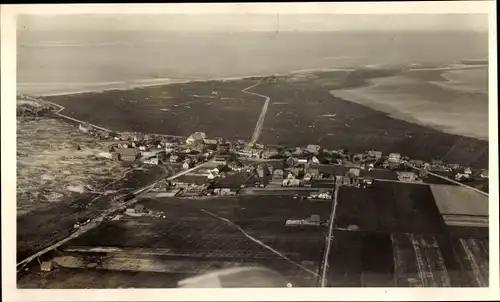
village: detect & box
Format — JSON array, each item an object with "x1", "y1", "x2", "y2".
[{"x1": 78, "y1": 122, "x2": 488, "y2": 208}]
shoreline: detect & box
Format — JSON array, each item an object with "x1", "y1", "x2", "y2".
[
  {"x1": 18, "y1": 67, "x2": 356, "y2": 97},
  {"x1": 330, "y1": 68, "x2": 489, "y2": 142}
]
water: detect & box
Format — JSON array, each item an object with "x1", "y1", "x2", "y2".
[{"x1": 17, "y1": 30, "x2": 488, "y2": 91}]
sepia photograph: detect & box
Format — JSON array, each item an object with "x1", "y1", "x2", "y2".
[{"x1": 1, "y1": 2, "x2": 497, "y2": 299}]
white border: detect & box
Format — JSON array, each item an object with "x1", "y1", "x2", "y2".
[{"x1": 2, "y1": 2, "x2": 498, "y2": 301}]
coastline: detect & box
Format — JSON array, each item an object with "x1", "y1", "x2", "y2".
[
  {"x1": 330, "y1": 68, "x2": 489, "y2": 141},
  {"x1": 18, "y1": 67, "x2": 355, "y2": 97}
]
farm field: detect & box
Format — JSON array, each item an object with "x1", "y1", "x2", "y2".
[
  {"x1": 44, "y1": 79, "x2": 264, "y2": 142},
  {"x1": 326, "y1": 229, "x2": 489, "y2": 287},
  {"x1": 335, "y1": 182, "x2": 447, "y2": 234},
  {"x1": 40, "y1": 195, "x2": 332, "y2": 288}
]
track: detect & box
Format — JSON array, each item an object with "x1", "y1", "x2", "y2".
[{"x1": 241, "y1": 81, "x2": 271, "y2": 145}]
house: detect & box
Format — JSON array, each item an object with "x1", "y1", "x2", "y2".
[
  {"x1": 367, "y1": 150, "x2": 383, "y2": 160},
  {"x1": 303, "y1": 173, "x2": 313, "y2": 182},
  {"x1": 143, "y1": 157, "x2": 160, "y2": 165},
  {"x1": 388, "y1": 153, "x2": 401, "y2": 163},
  {"x1": 134, "y1": 204, "x2": 145, "y2": 213},
  {"x1": 182, "y1": 161, "x2": 191, "y2": 170},
  {"x1": 310, "y1": 156, "x2": 320, "y2": 165},
  {"x1": 286, "y1": 156, "x2": 298, "y2": 167},
  {"x1": 306, "y1": 144, "x2": 321, "y2": 155},
  {"x1": 115, "y1": 148, "x2": 140, "y2": 161},
  {"x1": 98, "y1": 152, "x2": 113, "y2": 160},
  {"x1": 273, "y1": 169, "x2": 284, "y2": 179},
  {"x1": 213, "y1": 155, "x2": 228, "y2": 164},
  {"x1": 310, "y1": 214, "x2": 321, "y2": 223},
  {"x1": 352, "y1": 154, "x2": 364, "y2": 163},
  {"x1": 186, "y1": 132, "x2": 207, "y2": 145},
  {"x1": 297, "y1": 157, "x2": 309, "y2": 165},
  {"x1": 480, "y1": 169, "x2": 489, "y2": 178},
  {"x1": 78, "y1": 123, "x2": 91, "y2": 133},
  {"x1": 214, "y1": 188, "x2": 238, "y2": 196},
  {"x1": 431, "y1": 159, "x2": 443, "y2": 166},
  {"x1": 207, "y1": 172, "x2": 217, "y2": 180},
  {"x1": 282, "y1": 178, "x2": 302, "y2": 187},
  {"x1": 169, "y1": 155, "x2": 181, "y2": 163},
  {"x1": 256, "y1": 165, "x2": 271, "y2": 178},
  {"x1": 342, "y1": 176, "x2": 352, "y2": 186},
  {"x1": 262, "y1": 150, "x2": 279, "y2": 159},
  {"x1": 40, "y1": 261, "x2": 53, "y2": 272},
  {"x1": 464, "y1": 167, "x2": 472, "y2": 175},
  {"x1": 211, "y1": 167, "x2": 220, "y2": 175},
  {"x1": 409, "y1": 159, "x2": 424, "y2": 167},
  {"x1": 203, "y1": 139, "x2": 218, "y2": 150},
  {"x1": 306, "y1": 167, "x2": 320, "y2": 178},
  {"x1": 290, "y1": 167, "x2": 303, "y2": 178},
  {"x1": 348, "y1": 168, "x2": 361, "y2": 178},
  {"x1": 397, "y1": 171, "x2": 418, "y2": 182}
]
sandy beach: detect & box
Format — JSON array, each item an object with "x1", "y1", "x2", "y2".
[{"x1": 17, "y1": 67, "x2": 355, "y2": 97}]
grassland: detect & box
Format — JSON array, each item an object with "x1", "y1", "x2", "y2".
[
  {"x1": 45, "y1": 79, "x2": 264, "y2": 141},
  {"x1": 17, "y1": 117, "x2": 129, "y2": 215},
  {"x1": 16, "y1": 112, "x2": 169, "y2": 261}
]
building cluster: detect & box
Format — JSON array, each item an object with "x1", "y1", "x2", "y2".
[{"x1": 81, "y1": 123, "x2": 487, "y2": 187}]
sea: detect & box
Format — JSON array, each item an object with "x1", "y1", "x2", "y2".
[{"x1": 17, "y1": 30, "x2": 489, "y2": 139}]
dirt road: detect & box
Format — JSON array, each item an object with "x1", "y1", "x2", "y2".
[{"x1": 242, "y1": 81, "x2": 271, "y2": 145}]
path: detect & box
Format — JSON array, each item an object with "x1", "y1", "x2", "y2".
[
  {"x1": 16, "y1": 160, "x2": 211, "y2": 271},
  {"x1": 241, "y1": 81, "x2": 271, "y2": 145},
  {"x1": 319, "y1": 183, "x2": 340, "y2": 287},
  {"x1": 24, "y1": 95, "x2": 113, "y2": 133}
]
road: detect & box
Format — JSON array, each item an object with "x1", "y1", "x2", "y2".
[
  {"x1": 24, "y1": 95, "x2": 113, "y2": 133},
  {"x1": 16, "y1": 160, "x2": 212, "y2": 272},
  {"x1": 403, "y1": 162, "x2": 489, "y2": 197},
  {"x1": 241, "y1": 81, "x2": 271, "y2": 145},
  {"x1": 319, "y1": 183, "x2": 340, "y2": 287}
]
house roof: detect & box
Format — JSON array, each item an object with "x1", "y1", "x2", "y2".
[{"x1": 115, "y1": 148, "x2": 139, "y2": 156}]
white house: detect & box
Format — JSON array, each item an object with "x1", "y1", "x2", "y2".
[
  {"x1": 388, "y1": 153, "x2": 401, "y2": 163},
  {"x1": 311, "y1": 156, "x2": 320, "y2": 165},
  {"x1": 186, "y1": 132, "x2": 207, "y2": 145}
]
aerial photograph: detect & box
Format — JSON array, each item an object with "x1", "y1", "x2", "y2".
[{"x1": 16, "y1": 11, "x2": 489, "y2": 288}]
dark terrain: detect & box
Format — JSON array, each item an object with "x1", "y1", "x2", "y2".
[{"x1": 45, "y1": 68, "x2": 488, "y2": 168}]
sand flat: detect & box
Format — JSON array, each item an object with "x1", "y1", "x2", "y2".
[{"x1": 330, "y1": 68, "x2": 488, "y2": 140}]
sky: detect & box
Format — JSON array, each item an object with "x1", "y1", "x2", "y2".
[{"x1": 18, "y1": 14, "x2": 488, "y2": 32}]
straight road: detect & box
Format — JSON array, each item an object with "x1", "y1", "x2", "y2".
[
  {"x1": 319, "y1": 183, "x2": 340, "y2": 287},
  {"x1": 241, "y1": 81, "x2": 271, "y2": 145}
]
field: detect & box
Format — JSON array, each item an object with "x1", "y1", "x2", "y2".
[
  {"x1": 336, "y1": 182, "x2": 447, "y2": 235},
  {"x1": 18, "y1": 195, "x2": 331, "y2": 288},
  {"x1": 45, "y1": 79, "x2": 263, "y2": 141},
  {"x1": 17, "y1": 117, "x2": 129, "y2": 215},
  {"x1": 16, "y1": 114, "x2": 171, "y2": 261},
  {"x1": 326, "y1": 182, "x2": 489, "y2": 287}
]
